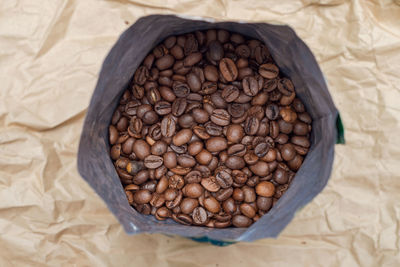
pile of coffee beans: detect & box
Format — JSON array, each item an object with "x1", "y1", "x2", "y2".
[{"x1": 109, "y1": 29, "x2": 312, "y2": 228}]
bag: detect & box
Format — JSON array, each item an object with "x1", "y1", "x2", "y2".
[{"x1": 78, "y1": 14, "x2": 341, "y2": 244}]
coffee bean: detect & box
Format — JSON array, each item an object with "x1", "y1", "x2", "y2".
[
  {"x1": 232, "y1": 215, "x2": 252, "y2": 227},
  {"x1": 134, "y1": 66, "x2": 148, "y2": 85},
  {"x1": 173, "y1": 129, "x2": 193, "y2": 146},
  {"x1": 172, "y1": 213, "x2": 192, "y2": 225},
  {"x1": 244, "y1": 116, "x2": 260, "y2": 135},
  {"x1": 192, "y1": 207, "x2": 208, "y2": 225},
  {"x1": 203, "y1": 66, "x2": 218, "y2": 83},
  {"x1": 254, "y1": 142, "x2": 270, "y2": 158},
  {"x1": 201, "y1": 176, "x2": 220, "y2": 192},
  {"x1": 277, "y1": 77, "x2": 294, "y2": 96},
  {"x1": 215, "y1": 169, "x2": 233, "y2": 188},
  {"x1": 215, "y1": 187, "x2": 233, "y2": 202},
  {"x1": 219, "y1": 58, "x2": 238, "y2": 82},
  {"x1": 250, "y1": 161, "x2": 270, "y2": 176},
  {"x1": 242, "y1": 76, "x2": 260, "y2": 96},
  {"x1": 193, "y1": 125, "x2": 210, "y2": 140},
  {"x1": 259, "y1": 63, "x2": 279, "y2": 79},
  {"x1": 206, "y1": 137, "x2": 228, "y2": 152},
  {"x1": 227, "y1": 144, "x2": 247, "y2": 157},
  {"x1": 205, "y1": 122, "x2": 223, "y2": 136},
  {"x1": 155, "y1": 55, "x2": 175, "y2": 70},
  {"x1": 182, "y1": 183, "x2": 204, "y2": 198},
  {"x1": 144, "y1": 155, "x2": 163, "y2": 169},
  {"x1": 210, "y1": 109, "x2": 231, "y2": 126},
  {"x1": 132, "y1": 140, "x2": 150, "y2": 160},
  {"x1": 133, "y1": 189, "x2": 152, "y2": 204},
  {"x1": 293, "y1": 121, "x2": 309, "y2": 135},
  {"x1": 195, "y1": 149, "x2": 213, "y2": 165},
  {"x1": 255, "y1": 181, "x2": 275, "y2": 197},
  {"x1": 204, "y1": 197, "x2": 221, "y2": 213},
  {"x1": 257, "y1": 196, "x2": 273, "y2": 211},
  {"x1": 280, "y1": 107, "x2": 297, "y2": 123},
  {"x1": 225, "y1": 156, "x2": 246, "y2": 170},
  {"x1": 291, "y1": 136, "x2": 310, "y2": 148},
  {"x1": 180, "y1": 198, "x2": 199, "y2": 214}
]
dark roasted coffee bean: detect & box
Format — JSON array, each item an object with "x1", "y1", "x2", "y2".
[
  {"x1": 232, "y1": 215, "x2": 252, "y2": 227},
  {"x1": 275, "y1": 133, "x2": 289, "y2": 145},
  {"x1": 192, "y1": 207, "x2": 208, "y2": 225},
  {"x1": 210, "y1": 109, "x2": 231, "y2": 126},
  {"x1": 205, "y1": 122, "x2": 223, "y2": 136},
  {"x1": 193, "y1": 125, "x2": 210, "y2": 140},
  {"x1": 250, "y1": 161, "x2": 270, "y2": 177},
  {"x1": 209, "y1": 40, "x2": 224, "y2": 61},
  {"x1": 255, "y1": 181, "x2": 275, "y2": 197},
  {"x1": 133, "y1": 189, "x2": 152, "y2": 204},
  {"x1": 242, "y1": 76, "x2": 260, "y2": 96},
  {"x1": 154, "y1": 101, "x2": 171, "y2": 116},
  {"x1": 225, "y1": 156, "x2": 246, "y2": 170},
  {"x1": 254, "y1": 142, "x2": 270, "y2": 158},
  {"x1": 257, "y1": 196, "x2": 273, "y2": 211},
  {"x1": 155, "y1": 55, "x2": 175, "y2": 70},
  {"x1": 219, "y1": 58, "x2": 238, "y2": 82},
  {"x1": 206, "y1": 137, "x2": 227, "y2": 152},
  {"x1": 134, "y1": 66, "x2": 148, "y2": 85},
  {"x1": 172, "y1": 213, "x2": 192, "y2": 225},
  {"x1": 291, "y1": 136, "x2": 310, "y2": 148},
  {"x1": 259, "y1": 63, "x2": 279, "y2": 79},
  {"x1": 215, "y1": 187, "x2": 233, "y2": 202},
  {"x1": 204, "y1": 65, "x2": 219, "y2": 82},
  {"x1": 277, "y1": 77, "x2": 294, "y2": 96},
  {"x1": 215, "y1": 169, "x2": 233, "y2": 188},
  {"x1": 184, "y1": 34, "x2": 198, "y2": 55},
  {"x1": 228, "y1": 103, "x2": 246, "y2": 118},
  {"x1": 144, "y1": 155, "x2": 163, "y2": 169},
  {"x1": 293, "y1": 121, "x2": 309, "y2": 135},
  {"x1": 270, "y1": 120, "x2": 279, "y2": 139},
  {"x1": 221, "y1": 85, "x2": 239, "y2": 103},
  {"x1": 244, "y1": 116, "x2": 260, "y2": 135},
  {"x1": 200, "y1": 81, "x2": 217, "y2": 95},
  {"x1": 160, "y1": 114, "x2": 177, "y2": 138},
  {"x1": 227, "y1": 144, "x2": 247, "y2": 157}
]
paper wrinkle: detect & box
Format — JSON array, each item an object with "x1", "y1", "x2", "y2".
[{"x1": 1, "y1": 0, "x2": 400, "y2": 266}]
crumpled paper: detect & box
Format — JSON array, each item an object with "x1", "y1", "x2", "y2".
[{"x1": 0, "y1": 0, "x2": 399, "y2": 266}]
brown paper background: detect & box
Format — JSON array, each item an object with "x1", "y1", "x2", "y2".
[{"x1": 1, "y1": 0, "x2": 399, "y2": 266}]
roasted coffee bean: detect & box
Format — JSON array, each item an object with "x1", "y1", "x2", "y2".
[
  {"x1": 205, "y1": 122, "x2": 223, "y2": 136},
  {"x1": 206, "y1": 137, "x2": 228, "y2": 152},
  {"x1": 227, "y1": 144, "x2": 247, "y2": 157},
  {"x1": 215, "y1": 187, "x2": 233, "y2": 202},
  {"x1": 172, "y1": 213, "x2": 193, "y2": 225},
  {"x1": 144, "y1": 155, "x2": 163, "y2": 169},
  {"x1": 274, "y1": 168, "x2": 289, "y2": 184},
  {"x1": 210, "y1": 109, "x2": 231, "y2": 126},
  {"x1": 259, "y1": 63, "x2": 279, "y2": 79},
  {"x1": 215, "y1": 169, "x2": 233, "y2": 188},
  {"x1": 257, "y1": 196, "x2": 273, "y2": 211},
  {"x1": 134, "y1": 66, "x2": 148, "y2": 85},
  {"x1": 244, "y1": 116, "x2": 260, "y2": 135},
  {"x1": 255, "y1": 181, "x2": 275, "y2": 197},
  {"x1": 177, "y1": 154, "x2": 196, "y2": 168},
  {"x1": 132, "y1": 140, "x2": 150, "y2": 160},
  {"x1": 293, "y1": 121, "x2": 309, "y2": 136},
  {"x1": 225, "y1": 156, "x2": 246, "y2": 170},
  {"x1": 219, "y1": 58, "x2": 238, "y2": 82},
  {"x1": 232, "y1": 215, "x2": 252, "y2": 227},
  {"x1": 270, "y1": 120, "x2": 279, "y2": 139},
  {"x1": 221, "y1": 85, "x2": 240, "y2": 102},
  {"x1": 154, "y1": 101, "x2": 171, "y2": 116},
  {"x1": 133, "y1": 189, "x2": 152, "y2": 204},
  {"x1": 192, "y1": 207, "x2": 208, "y2": 225},
  {"x1": 193, "y1": 126, "x2": 210, "y2": 140},
  {"x1": 291, "y1": 136, "x2": 310, "y2": 148},
  {"x1": 182, "y1": 183, "x2": 204, "y2": 198},
  {"x1": 242, "y1": 76, "x2": 260, "y2": 96},
  {"x1": 250, "y1": 161, "x2": 270, "y2": 176},
  {"x1": 280, "y1": 107, "x2": 297, "y2": 123},
  {"x1": 281, "y1": 143, "x2": 296, "y2": 161},
  {"x1": 277, "y1": 77, "x2": 294, "y2": 96},
  {"x1": 201, "y1": 176, "x2": 220, "y2": 192},
  {"x1": 180, "y1": 198, "x2": 199, "y2": 214},
  {"x1": 173, "y1": 129, "x2": 192, "y2": 146}
]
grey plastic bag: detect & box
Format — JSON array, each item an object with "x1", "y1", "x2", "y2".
[{"x1": 78, "y1": 15, "x2": 339, "y2": 243}]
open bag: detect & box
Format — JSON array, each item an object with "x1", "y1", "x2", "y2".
[{"x1": 77, "y1": 15, "x2": 341, "y2": 244}]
